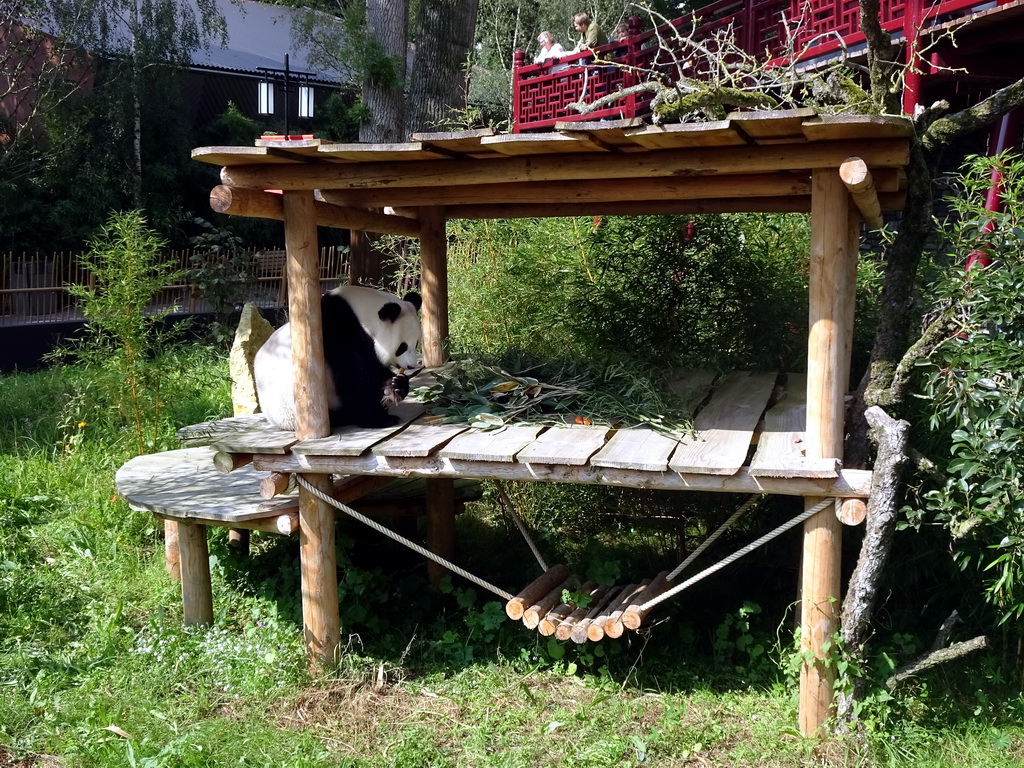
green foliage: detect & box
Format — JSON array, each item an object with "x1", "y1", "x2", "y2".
[
  {"x1": 909, "y1": 152, "x2": 1024, "y2": 625},
  {"x1": 186, "y1": 216, "x2": 260, "y2": 344},
  {"x1": 3, "y1": 348, "x2": 1024, "y2": 765},
  {"x1": 414, "y1": 355, "x2": 693, "y2": 435},
  {"x1": 60, "y1": 211, "x2": 188, "y2": 455},
  {"x1": 446, "y1": 213, "x2": 810, "y2": 373}
]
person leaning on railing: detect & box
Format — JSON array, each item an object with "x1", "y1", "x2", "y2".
[
  {"x1": 572, "y1": 12, "x2": 608, "y2": 51},
  {"x1": 534, "y1": 30, "x2": 565, "y2": 64}
]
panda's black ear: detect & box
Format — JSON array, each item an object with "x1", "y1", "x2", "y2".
[
  {"x1": 378, "y1": 302, "x2": 402, "y2": 323},
  {"x1": 402, "y1": 292, "x2": 422, "y2": 311}
]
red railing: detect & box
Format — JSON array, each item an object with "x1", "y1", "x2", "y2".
[{"x1": 512, "y1": 0, "x2": 1018, "y2": 132}]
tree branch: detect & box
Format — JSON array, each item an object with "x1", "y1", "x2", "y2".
[
  {"x1": 886, "y1": 635, "x2": 989, "y2": 689},
  {"x1": 922, "y1": 76, "x2": 1024, "y2": 155}
]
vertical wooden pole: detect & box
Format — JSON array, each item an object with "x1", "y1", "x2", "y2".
[
  {"x1": 418, "y1": 205, "x2": 454, "y2": 586},
  {"x1": 800, "y1": 169, "x2": 858, "y2": 736},
  {"x1": 283, "y1": 190, "x2": 341, "y2": 666},
  {"x1": 178, "y1": 522, "x2": 213, "y2": 626},
  {"x1": 419, "y1": 206, "x2": 449, "y2": 367}
]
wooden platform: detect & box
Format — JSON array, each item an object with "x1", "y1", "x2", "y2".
[{"x1": 176, "y1": 370, "x2": 871, "y2": 498}]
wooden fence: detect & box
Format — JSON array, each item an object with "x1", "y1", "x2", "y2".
[{"x1": 0, "y1": 247, "x2": 349, "y2": 326}]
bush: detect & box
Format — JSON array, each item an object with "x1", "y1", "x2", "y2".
[{"x1": 909, "y1": 152, "x2": 1024, "y2": 625}]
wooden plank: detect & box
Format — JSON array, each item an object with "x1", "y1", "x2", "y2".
[
  {"x1": 115, "y1": 447, "x2": 298, "y2": 523},
  {"x1": 728, "y1": 108, "x2": 817, "y2": 144},
  {"x1": 190, "y1": 145, "x2": 305, "y2": 166},
  {"x1": 317, "y1": 141, "x2": 454, "y2": 162},
  {"x1": 291, "y1": 401, "x2": 427, "y2": 456},
  {"x1": 668, "y1": 371, "x2": 778, "y2": 474},
  {"x1": 372, "y1": 420, "x2": 470, "y2": 457},
  {"x1": 253, "y1": 451, "x2": 874, "y2": 498},
  {"x1": 479, "y1": 132, "x2": 610, "y2": 155},
  {"x1": 590, "y1": 427, "x2": 679, "y2": 472},
  {"x1": 439, "y1": 425, "x2": 546, "y2": 462},
  {"x1": 411, "y1": 128, "x2": 496, "y2": 156},
  {"x1": 800, "y1": 113, "x2": 914, "y2": 142},
  {"x1": 665, "y1": 368, "x2": 719, "y2": 417},
  {"x1": 622, "y1": 120, "x2": 747, "y2": 149},
  {"x1": 516, "y1": 425, "x2": 610, "y2": 466},
  {"x1": 555, "y1": 118, "x2": 648, "y2": 149},
  {"x1": 748, "y1": 373, "x2": 840, "y2": 478},
  {"x1": 177, "y1": 414, "x2": 298, "y2": 454}
]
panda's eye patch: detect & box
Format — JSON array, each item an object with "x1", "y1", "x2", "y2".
[{"x1": 396, "y1": 342, "x2": 408, "y2": 357}]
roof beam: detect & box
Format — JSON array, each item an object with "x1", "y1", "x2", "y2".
[{"x1": 220, "y1": 139, "x2": 910, "y2": 192}]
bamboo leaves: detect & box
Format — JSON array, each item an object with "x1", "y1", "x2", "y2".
[{"x1": 414, "y1": 357, "x2": 694, "y2": 436}]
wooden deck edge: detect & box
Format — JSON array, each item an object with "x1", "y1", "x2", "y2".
[
  {"x1": 155, "y1": 510, "x2": 298, "y2": 535},
  {"x1": 252, "y1": 454, "x2": 872, "y2": 498}
]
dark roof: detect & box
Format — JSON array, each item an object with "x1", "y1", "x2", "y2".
[{"x1": 191, "y1": 0, "x2": 352, "y2": 85}]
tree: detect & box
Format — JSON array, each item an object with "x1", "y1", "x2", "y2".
[
  {"x1": 54, "y1": 0, "x2": 226, "y2": 205},
  {"x1": 833, "y1": 0, "x2": 1024, "y2": 728},
  {"x1": 405, "y1": 0, "x2": 479, "y2": 135}
]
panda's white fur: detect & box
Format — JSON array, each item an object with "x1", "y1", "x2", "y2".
[{"x1": 254, "y1": 285, "x2": 422, "y2": 431}]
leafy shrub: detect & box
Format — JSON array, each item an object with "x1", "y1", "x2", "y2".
[
  {"x1": 446, "y1": 213, "x2": 811, "y2": 372},
  {"x1": 61, "y1": 210, "x2": 188, "y2": 454},
  {"x1": 910, "y1": 152, "x2": 1024, "y2": 624}
]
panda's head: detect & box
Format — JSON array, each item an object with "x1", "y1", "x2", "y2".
[{"x1": 335, "y1": 285, "x2": 422, "y2": 369}]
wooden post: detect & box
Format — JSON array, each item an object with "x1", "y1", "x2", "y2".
[
  {"x1": 283, "y1": 190, "x2": 341, "y2": 666},
  {"x1": 418, "y1": 205, "x2": 454, "y2": 588},
  {"x1": 800, "y1": 168, "x2": 858, "y2": 736},
  {"x1": 177, "y1": 522, "x2": 213, "y2": 626}
]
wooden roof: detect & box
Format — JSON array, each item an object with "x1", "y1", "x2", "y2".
[{"x1": 193, "y1": 110, "x2": 913, "y2": 223}]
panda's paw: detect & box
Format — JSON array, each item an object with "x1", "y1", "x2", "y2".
[{"x1": 381, "y1": 374, "x2": 411, "y2": 408}]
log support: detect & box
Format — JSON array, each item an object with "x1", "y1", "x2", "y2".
[
  {"x1": 177, "y1": 521, "x2": 213, "y2": 626},
  {"x1": 799, "y1": 167, "x2": 859, "y2": 736},
  {"x1": 419, "y1": 205, "x2": 455, "y2": 588},
  {"x1": 283, "y1": 190, "x2": 341, "y2": 667}
]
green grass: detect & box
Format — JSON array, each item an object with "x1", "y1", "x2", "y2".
[{"x1": 2, "y1": 346, "x2": 1024, "y2": 767}]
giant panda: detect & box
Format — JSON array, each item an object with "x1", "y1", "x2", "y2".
[{"x1": 254, "y1": 285, "x2": 422, "y2": 431}]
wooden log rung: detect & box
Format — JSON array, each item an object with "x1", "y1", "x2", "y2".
[
  {"x1": 555, "y1": 585, "x2": 609, "y2": 641},
  {"x1": 622, "y1": 571, "x2": 671, "y2": 630},
  {"x1": 522, "y1": 575, "x2": 577, "y2": 629},
  {"x1": 538, "y1": 580, "x2": 598, "y2": 636},
  {"x1": 571, "y1": 585, "x2": 626, "y2": 644},
  {"x1": 505, "y1": 564, "x2": 571, "y2": 621},
  {"x1": 510, "y1": 570, "x2": 677, "y2": 642}
]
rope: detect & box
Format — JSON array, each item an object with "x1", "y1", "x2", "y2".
[
  {"x1": 639, "y1": 498, "x2": 836, "y2": 613},
  {"x1": 295, "y1": 475, "x2": 515, "y2": 602},
  {"x1": 494, "y1": 481, "x2": 549, "y2": 573},
  {"x1": 666, "y1": 494, "x2": 762, "y2": 581}
]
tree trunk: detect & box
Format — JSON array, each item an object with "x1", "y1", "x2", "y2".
[
  {"x1": 836, "y1": 406, "x2": 909, "y2": 728},
  {"x1": 361, "y1": 0, "x2": 408, "y2": 143},
  {"x1": 405, "y1": 0, "x2": 480, "y2": 135}
]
